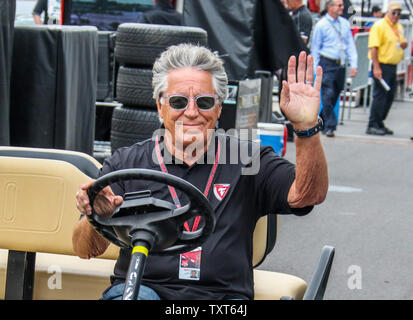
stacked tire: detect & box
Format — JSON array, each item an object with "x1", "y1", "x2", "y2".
[{"x1": 110, "y1": 23, "x2": 208, "y2": 152}]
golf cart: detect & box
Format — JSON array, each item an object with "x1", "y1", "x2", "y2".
[{"x1": 0, "y1": 146, "x2": 335, "y2": 300}]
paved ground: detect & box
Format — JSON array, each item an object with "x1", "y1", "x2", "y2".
[{"x1": 257, "y1": 100, "x2": 413, "y2": 300}]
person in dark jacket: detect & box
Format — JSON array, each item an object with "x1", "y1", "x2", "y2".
[{"x1": 138, "y1": 0, "x2": 182, "y2": 25}]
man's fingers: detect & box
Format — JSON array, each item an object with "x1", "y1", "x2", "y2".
[
  {"x1": 92, "y1": 186, "x2": 123, "y2": 217},
  {"x1": 288, "y1": 52, "x2": 311, "y2": 84},
  {"x1": 314, "y1": 66, "x2": 323, "y2": 92},
  {"x1": 101, "y1": 185, "x2": 116, "y2": 197},
  {"x1": 287, "y1": 55, "x2": 297, "y2": 83},
  {"x1": 76, "y1": 181, "x2": 122, "y2": 217},
  {"x1": 297, "y1": 51, "x2": 307, "y2": 83},
  {"x1": 351, "y1": 69, "x2": 358, "y2": 78},
  {"x1": 76, "y1": 191, "x2": 91, "y2": 215},
  {"x1": 113, "y1": 196, "x2": 124, "y2": 207},
  {"x1": 280, "y1": 80, "x2": 290, "y2": 109},
  {"x1": 305, "y1": 55, "x2": 314, "y2": 84},
  {"x1": 373, "y1": 69, "x2": 382, "y2": 80},
  {"x1": 80, "y1": 179, "x2": 95, "y2": 190},
  {"x1": 76, "y1": 179, "x2": 95, "y2": 215}
]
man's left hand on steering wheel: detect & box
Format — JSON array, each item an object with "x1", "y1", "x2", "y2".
[{"x1": 76, "y1": 179, "x2": 123, "y2": 218}]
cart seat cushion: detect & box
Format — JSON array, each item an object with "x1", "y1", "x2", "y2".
[
  {"x1": 253, "y1": 216, "x2": 270, "y2": 267},
  {"x1": 0, "y1": 250, "x2": 307, "y2": 300},
  {"x1": 253, "y1": 269, "x2": 307, "y2": 300}
]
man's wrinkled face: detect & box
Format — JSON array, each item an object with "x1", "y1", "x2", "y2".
[
  {"x1": 330, "y1": 0, "x2": 344, "y2": 16},
  {"x1": 157, "y1": 67, "x2": 221, "y2": 150},
  {"x1": 387, "y1": 9, "x2": 401, "y2": 24}
]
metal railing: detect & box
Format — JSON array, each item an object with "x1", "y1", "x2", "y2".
[{"x1": 340, "y1": 32, "x2": 370, "y2": 122}]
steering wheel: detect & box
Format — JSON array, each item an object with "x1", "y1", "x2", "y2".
[{"x1": 86, "y1": 168, "x2": 216, "y2": 256}]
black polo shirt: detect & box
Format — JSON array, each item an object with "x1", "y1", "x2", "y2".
[
  {"x1": 100, "y1": 134, "x2": 312, "y2": 300},
  {"x1": 137, "y1": 0, "x2": 182, "y2": 26},
  {"x1": 291, "y1": 5, "x2": 313, "y2": 43}
]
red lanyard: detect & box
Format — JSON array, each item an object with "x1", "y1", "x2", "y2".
[
  {"x1": 155, "y1": 135, "x2": 220, "y2": 232},
  {"x1": 385, "y1": 18, "x2": 400, "y2": 40}
]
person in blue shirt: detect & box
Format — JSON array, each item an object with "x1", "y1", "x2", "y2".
[{"x1": 311, "y1": 0, "x2": 358, "y2": 137}]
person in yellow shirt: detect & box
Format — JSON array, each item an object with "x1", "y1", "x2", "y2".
[{"x1": 366, "y1": 1, "x2": 408, "y2": 135}]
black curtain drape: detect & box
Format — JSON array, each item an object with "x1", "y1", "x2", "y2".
[
  {"x1": 183, "y1": 0, "x2": 307, "y2": 80},
  {"x1": 0, "y1": 0, "x2": 16, "y2": 146}
]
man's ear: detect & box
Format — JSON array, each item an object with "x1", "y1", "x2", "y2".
[
  {"x1": 217, "y1": 103, "x2": 222, "y2": 119},
  {"x1": 156, "y1": 99, "x2": 163, "y2": 120}
]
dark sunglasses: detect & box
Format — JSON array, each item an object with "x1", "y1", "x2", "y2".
[
  {"x1": 391, "y1": 11, "x2": 401, "y2": 16},
  {"x1": 161, "y1": 94, "x2": 219, "y2": 111}
]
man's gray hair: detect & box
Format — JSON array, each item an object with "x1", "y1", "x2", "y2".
[
  {"x1": 152, "y1": 43, "x2": 228, "y2": 102},
  {"x1": 325, "y1": 0, "x2": 336, "y2": 9}
]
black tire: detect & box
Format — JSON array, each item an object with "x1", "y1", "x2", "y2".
[
  {"x1": 115, "y1": 23, "x2": 208, "y2": 67},
  {"x1": 116, "y1": 66, "x2": 156, "y2": 109},
  {"x1": 110, "y1": 106, "x2": 160, "y2": 152}
]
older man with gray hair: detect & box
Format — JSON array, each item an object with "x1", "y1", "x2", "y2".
[
  {"x1": 73, "y1": 44, "x2": 328, "y2": 300},
  {"x1": 366, "y1": 1, "x2": 407, "y2": 136}
]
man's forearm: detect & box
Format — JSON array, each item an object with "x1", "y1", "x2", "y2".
[
  {"x1": 72, "y1": 216, "x2": 110, "y2": 259},
  {"x1": 287, "y1": 134, "x2": 328, "y2": 208},
  {"x1": 370, "y1": 47, "x2": 380, "y2": 68}
]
